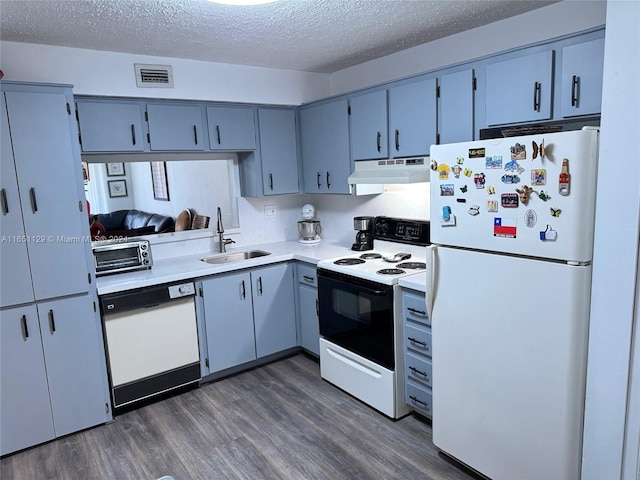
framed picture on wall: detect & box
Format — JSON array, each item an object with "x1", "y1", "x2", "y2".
[
  {"x1": 151, "y1": 161, "x2": 170, "y2": 201},
  {"x1": 108, "y1": 180, "x2": 128, "y2": 198},
  {"x1": 106, "y1": 162, "x2": 125, "y2": 176}
]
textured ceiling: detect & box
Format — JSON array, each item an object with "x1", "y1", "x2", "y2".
[{"x1": 0, "y1": 0, "x2": 558, "y2": 73}]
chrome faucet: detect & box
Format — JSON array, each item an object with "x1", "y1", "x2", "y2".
[{"x1": 216, "y1": 207, "x2": 235, "y2": 253}]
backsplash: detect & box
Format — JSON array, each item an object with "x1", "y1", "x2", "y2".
[{"x1": 234, "y1": 183, "x2": 430, "y2": 248}]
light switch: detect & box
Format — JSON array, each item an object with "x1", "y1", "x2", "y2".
[{"x1": 264, "y1": 205, "x2": 276, "y2": 219}]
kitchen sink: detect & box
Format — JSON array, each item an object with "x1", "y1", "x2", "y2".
[{"x1": 201, "y1": 250, "x2": 271, "y2": 265}]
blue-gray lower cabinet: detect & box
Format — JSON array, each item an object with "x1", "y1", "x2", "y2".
[
  {"x1": 200, "y1": 262, "x2": 297, "y2": 374},
  {"x1": 0, "y1": 295, "x2": 111, "y2": 456},
  {"x1": 401, "y1": 288, "x2": 432, "y2": 417},
  {"x1": 296, "y1": 263, "x2": 319, "y2": 356}
]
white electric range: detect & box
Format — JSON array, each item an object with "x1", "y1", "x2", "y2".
[{"x1": 317, "y1": 217, "x2": 430, "y2": 419}]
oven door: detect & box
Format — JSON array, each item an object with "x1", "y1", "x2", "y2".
[{"x1": 318, "y1": 268, "x2": 394, "y2": 370}]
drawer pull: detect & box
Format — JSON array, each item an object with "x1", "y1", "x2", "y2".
[
  {"x1": 408, "y1": 337, "x2": 427, "y2": 347},
  {"x1": 21, "y1": 315, "x2": 29, "y2": 339},
  {"x1": 131, "y1": 124, "x2": 136, "y2": 145},
  {"x1": 409, "y1": 366, "x2": 428, "y2": 378},
  {"x1": 409, "y1": 395, "x2": 429, "y2": 408},
  {"x1": 48, "y1": 309, "x2": 56, "y2": 333},
  {"x1": 1, "y1": 188, "x2": 8, "y2": 215},
  {"x1": 303, "y1": 275, "x2": 315, "y2": 283},
  {"x1": 407, "y1": 307, "x2": 427, "y2": 317}
]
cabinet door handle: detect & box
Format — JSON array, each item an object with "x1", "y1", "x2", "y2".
[
  {"x1": 1, "y1": 188, "x2": 8, "y2": 215},
  {"x1": 408, "y1": 336, "x2": 427, "y2": 347},
  {"x1": 29, "y1": 187, "x2": 38, "y2": 213},
  {"x1": 409, "y1": 395, "x2": 429, "y2": 408},
  {"x1": 216, "y1": 125, "x2": 221, "y2": 145},
  {"x1": 258, "y1": 276, "x2": 263, "y2": 296},
  {"x1": 407, "y1": 307, "x2": 427, "y2": 317},
  {"x1": 317, "y1": 172, "x2": 321, "y2": 189},
  {"x1": 533, "y1": 82, "x2": 541, "y2": 112},
  {"x1": 193, "y1": 125, "x2": 198, "y2": 145},
  {"x1": 326, "y1": 171, "x2": 331, "y2": 189},
  {"x1": 395, "y1": 129, "x2": 400, "y2": 151},
  {"x1": 48, "y1": 309, "x2": 56, "y2": 333},
  {"x1": 269, "y1": 173, "x2": 274, "y2": 191},
  {"x1": 241, "y1": 280, "x2": 246, "y2": 299},
  {"x1": 131, "y1": 124, "x2": 136, "y2": 145},
  {"x1": 571, "y1": 75, "x2": 579, "y2": 107},
  {"x1": 376, "y1": 131, "x2": 381, "y2": 152},
  {"x1": 303, "y1": 275, "x2": 314, "y2": 283},
  {"x1": 409, "y1": 366, "x2": 428, "y2": 378},
  {"x1": 315, "y1": 298, "x2": 319, "y2": 317},
  {"x1": 21, "y1": 314, "x2": 29, "y2": 339}
]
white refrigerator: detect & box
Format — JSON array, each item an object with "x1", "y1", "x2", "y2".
[{"x1": 427, "y1": 127, "x2": 599, "y2": 480}]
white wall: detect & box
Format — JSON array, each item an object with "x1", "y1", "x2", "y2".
[
  {"x1": 329, "y1": 0, "x2": 606, "y2": 95},
  {"x1": 0, "y1": 41, "x2": 331, "y2": 105},
  {"x1": 582, "y1": 1, "x2": 640, "y2": 479}
]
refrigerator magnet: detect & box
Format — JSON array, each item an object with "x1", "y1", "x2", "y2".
[
  {"x1": 524, "y1": 209, "x2": 537, "y2": 228},
  {"x1": 510, "y1": 142, "x2": 526, "y2": 160},
  {"x1": 531, "y1": 169, "x2": 547, "y2": 185},
  {"x1": 468, "y1": 205, "x2": 480, "y2": 216},
  {"x1": 452, "y1": 165, "x2": 462, "y2": 178},
  {"x1": 486, "y1": 186, "x2": 496, "y2": 195},
  {"x1": 438, "y1": 163, "x2": 451, "y2": 180},
  {"x1": 550, "y1": 207, "x2": 562, "y2": 217},
  {"x1": 501, "y1": 174, "x2": 521, "y2": 184},
  {"x1": 440, "y1": 184, "x2": 454, "y2": 196},
  {"x1": 487, "y1": 200, "x2": 498, "y2": 212},
  {"x1": 515, "y1": 185, "x2": 534, "y2": 205},
  {"x1": 474, "y1": 173, "x2": 486, "y2": 188},
  {"x1": 504, "y1": 159, "x2": 525, "y2": 174},
  {"x1": 460, "y1": 185, "x2": 468, "y2": 193},
  {"x1": 537, "y1": 190, "x2": 551, "y2": 202},
  {"x1": 540, "y1": 225, "x2": 558, "y2": 241},
  {"x1": 532, "y1": 139, "x2": 546, "y2": 160},
  {"x1": 501, "y1": 193, "x2": 519, "y2": 208},
  {"x1": 464, "y1": 168, "x2": 473, "y2": 177},
  {"x1": 486, "y1": 156, "x2": 503, "y2": 169},
  {"x1": 493, "y1": 217, "x2": 517, "y2": 238},
  {"x1": 456, "y1": 156, "x2": 465, "y2": 165},
  {"x1": 469, "y1": 148, "x2": 485, "y2": 158}
]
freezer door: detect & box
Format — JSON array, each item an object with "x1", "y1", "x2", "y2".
[
  {"x1": 431, "y1": 247, "x2": 591, "y2": 480},
  {"x1": 430, "y1": 128, "x2": 599, "y2": 263}
]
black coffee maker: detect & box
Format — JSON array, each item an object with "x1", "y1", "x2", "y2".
[{"x1": 351, "y1": 216, "x2": 374, "y2": 251}]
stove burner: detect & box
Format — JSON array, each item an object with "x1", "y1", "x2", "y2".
[
  {"x1": 334, "y1": 258, "x2": 366, "y2": 266},
  {"x1": 396, "y1": 262, "x2": 426, "y2": 270},
  {"x1": 377, "y1": 268, "x2": 406, "y2": 275},
  {"x1": 360, "y1": 253, "x2": 382, "y2": 260}
]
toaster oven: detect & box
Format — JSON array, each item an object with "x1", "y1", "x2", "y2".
[{"x1": 92, "y1": 239, "x2": 153, "y2": 276}]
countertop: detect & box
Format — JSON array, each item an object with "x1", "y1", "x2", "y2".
[
  {"x1": 96, "y1": 240, "x2": 352, "y2": 295},
  {"x1": 398, "y1": 272, "x2": 427, "y2": 293}
]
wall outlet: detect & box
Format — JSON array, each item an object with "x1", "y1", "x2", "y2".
[{"x1": 264, "y1": 205, "x2": 277, "y2": 219}]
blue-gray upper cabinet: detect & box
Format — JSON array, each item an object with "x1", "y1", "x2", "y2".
[
  {"x1": 201, "y1": 271, "x2": 256, "y2": 373},
  {"x1": 388, "y1": 78, "x2": 437, "y2": 158},
  {"x1": 438, "y1": 69, "x2": 475, "y2": 144},
  {"x1": 257, "y1": 108, "x2": 299, "y2": 195},
  {"x1": 299, "y1": 99, "x2": 351, "y2": 194},
  {"x1": 76, "y1": 100, "x2": 145, "y2": 152},
  {"x1": 253, "y1": 263, "x2": 297, "y2": 358},
  {"x1": 485, "y1": 50, "x2": 554, "y2": 126},
  {"x1": 206, "y1": 106, "x2": 256, "y2": 151},
  {"x1": 0, "y1": 93, "x2": 34, "y2": 307},
  {"x1": 2, "y1": 88, "x2": 91, "y2": 305},
  {"x1": 146, "y1": 103, "x2": 205, "y2": 151},
  {"x1": 561, "y1": 38, "x2": 605, "y2": 118},
  {"x1": 350, "y1": 90, "x2": 388, "y2": 160}
]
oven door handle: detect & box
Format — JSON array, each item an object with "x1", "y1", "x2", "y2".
[{"x1": 425, "y1": 245, "x2": 437, "y2": 321}]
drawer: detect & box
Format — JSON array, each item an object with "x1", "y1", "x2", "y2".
[
  {"x1": 297, "y1": 263, "x2": 317, "y2": 288},
  {"x1": 402, "y1": 290, "x2": 430, "y2": 327},
  {"x1": 405, "y1": 351, "x2": 432, "y2": 387},
  {"x1": 406, "y1": 381, "x2": 432, "y2": 416},
  {"x1": 404, "y1": 323, "x2": 432, "y2": 357}
]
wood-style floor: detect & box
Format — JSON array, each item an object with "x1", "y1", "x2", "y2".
[{"x1": 1, "y1": 353, "x2": 479, "y2": 480}]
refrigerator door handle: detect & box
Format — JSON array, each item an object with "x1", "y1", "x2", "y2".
[{"x1": 425, "y1": 245, "x2": 437, "y2": 320}]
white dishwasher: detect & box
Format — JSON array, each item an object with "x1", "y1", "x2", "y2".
[{"x1": 100, "y1": 280, "x2": 200, "y2": 409}]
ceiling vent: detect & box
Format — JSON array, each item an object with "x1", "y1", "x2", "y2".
[{"x1": 134, "y1": 64, "x2": 174, "y2": 88}]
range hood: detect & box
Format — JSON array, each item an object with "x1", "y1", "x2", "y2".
[{"x1": 348, "y1": 157, "x2": 430, "y2": 185}]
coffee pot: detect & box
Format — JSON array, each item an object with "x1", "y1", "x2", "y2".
[
  {"x1": 351, "y1": 216, "x2": 373, "y2": 251},
  {"x1": 298, "y1": 204, "x2": 321, "y2": 244}
]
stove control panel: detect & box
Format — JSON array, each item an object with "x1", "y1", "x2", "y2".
[{"x1": 373, "y1": 217, "x2": 430, "y2": 246}]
